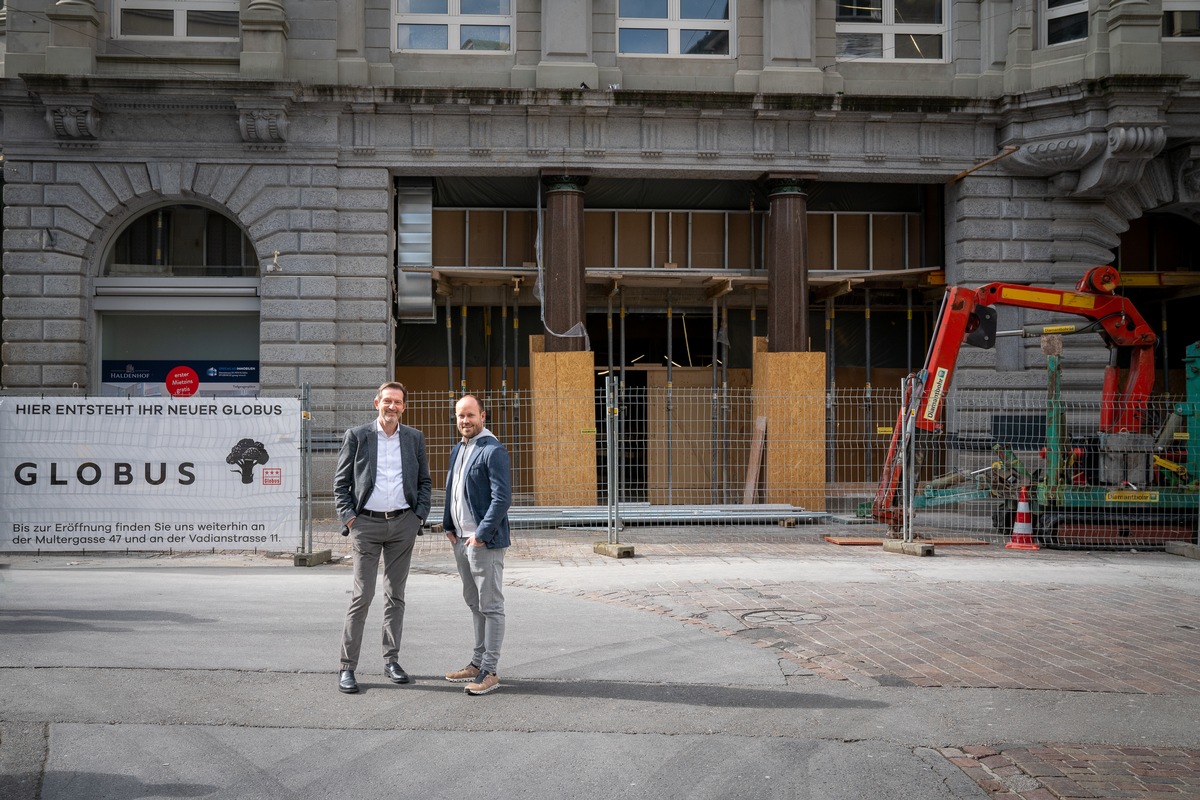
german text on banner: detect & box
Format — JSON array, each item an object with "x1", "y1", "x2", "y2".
[{"x1": 0, "y1": 398, "x2": 302, "y2": 552}]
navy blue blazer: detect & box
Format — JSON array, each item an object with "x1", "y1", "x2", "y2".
[
  {"x1": 334, "y1": 420, "x2": 432, "y2": 530},
  {"x1": 442, "y1": 434, "x2": 511, "y2": 548}
]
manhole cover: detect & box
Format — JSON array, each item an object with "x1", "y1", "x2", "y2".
[{"x1": 739, "y1": 609, "x2": 826, "y2": 626}]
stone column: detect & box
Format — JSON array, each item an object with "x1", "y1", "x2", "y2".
[
  {"x1": 335, "y1": 0, "x2": 368, "y2": 85},
  {"x1": 241, "y1": 0, "x2": 289, "y2": 79},
  {"x1": 45, "y1": 0, "x2": 100, "y2": 75},
  {"x1": 757, "y1": 0, "x2": 824, "y2": 93},
  {"x1": 764, "y1": 173, "x2": 813, "y2": 353},
  {"x1": 536, "y1": 0, "x2": 599, "y2": 89},
  {"x1": 540, "y1": 171, "x2": 589, "y2": 353}
]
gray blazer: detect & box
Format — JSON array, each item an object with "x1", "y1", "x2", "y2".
[{"x1": 334, "y1": 420, "x2": 432, "y2": 531}]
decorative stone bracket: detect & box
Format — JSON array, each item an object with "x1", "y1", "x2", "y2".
[
  {"x1": 236, "y1": 99, "x2": 289, "y2": 146},
  {"x1": 1005, "y1": 125, "x2": 1166, "y2": 197},
  {"x1": 1175, "y1": 145, "x2": 1200, "y2": 202},
  {"x1": 43, "y1": 96, "x2": 100, "y2": 140}
]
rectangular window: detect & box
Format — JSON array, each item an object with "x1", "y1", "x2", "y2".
[
  {"x1": 836, "y1": 0, "x2": 946, "y2": 61},
  {"x1": 1042, "y1": 0, "x2": 1088, "y2": 45},
  {"x1": 116, "y1": 0, "x2": 238, "y2": 39},
  {"x1": 1163, "y1": 1, "x2": 1200, "y2": 36},
  {"x1": 617, "y1": 0, "x2": 733, "y2": 56},
  {"x1": 396, "y1": 0, "x2": 512, "y2": 51}
]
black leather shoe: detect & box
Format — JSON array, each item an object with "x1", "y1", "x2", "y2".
[
  {"x1": 338, "y1": 669, "x2": 358, "y2": 694},
  {"x1": 384, "y1": 661, "x2": 410, "y2": 684}
]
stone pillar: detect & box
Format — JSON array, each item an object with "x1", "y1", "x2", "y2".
[
  {"x1": 540, "y1": 171, "x2": 589, "y2": 353},
  {"x1": 45, "y1": 0, "x2": 100, "y2": 75},
  {"x1": 756, "y1": 0, "x2": 824, "y2": 93},
  {"x1": 1107, "y1": 0, "x2": 1164, "y2": 75},
  {"x1": 536, "y1": 0, "x2": 599, "y2": 89},
  {"x1": 241, "y1": 0, "x2": 289, "y2": 80},
  {"x1": 335, "y1": 0, "x2": 368, "y2": 85},
  {"x1": 764, "y1": 173, "x2": 813, "y2": 353}
]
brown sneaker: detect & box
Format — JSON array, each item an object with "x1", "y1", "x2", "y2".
[
  {"x1": 464, "y1": 671, "x2": 500, "y2": 696},
  {"x1": 445, "y1": 663, "x2": 480, "y2": 683}
]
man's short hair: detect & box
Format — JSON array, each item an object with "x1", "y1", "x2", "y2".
[
  {"x1": 377, "y1": 381, "x2": 408, "y2": 402},
  {"x1": 457, "y1": 394, "x2": 486, "y2": 418}
]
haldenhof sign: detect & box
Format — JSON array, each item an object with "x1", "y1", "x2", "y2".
[{"x1": 0, "y1": 397, "x2": 302, "y2": 552}]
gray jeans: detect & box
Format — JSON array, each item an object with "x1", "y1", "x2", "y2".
[
  {"x1": 453, "y1": 538, "x2": 506, "y2": 675},
  {"x1": 339, "y1": 510, "x2": 420, "y2": 670}
]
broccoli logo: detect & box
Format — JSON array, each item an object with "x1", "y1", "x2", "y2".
[{"x1": 226, "y1": 438, "x2": 270, "y2": 484}]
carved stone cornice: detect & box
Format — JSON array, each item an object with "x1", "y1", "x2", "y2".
[
  {"x1": 43, "y1": 96, "x2": 100, "y2": 140},
  {"x1": 1004, "y1": 126, "x2": 1166, "y2": 197}
]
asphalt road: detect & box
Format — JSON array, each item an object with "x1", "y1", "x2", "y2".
[{"x1": 1, "y1": 533, "x2": 1198, "y2": 800}]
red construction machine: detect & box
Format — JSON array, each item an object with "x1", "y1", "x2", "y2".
[{"x1": 870, "y1": 265, "x2": 1199, "y2": 547}]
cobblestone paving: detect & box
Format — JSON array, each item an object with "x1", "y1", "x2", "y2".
[{"x1": 942, "y1": 745, "x2": 1200, "y2": 799}]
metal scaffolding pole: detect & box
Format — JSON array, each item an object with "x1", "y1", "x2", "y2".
[
  {"x1": 720, "y1": 300, "x2": 730, "y2": 504},
  {"x1": 445, "y1": 295, "x2": 454, "y2": 409},
  {"x1": 459, "y1": 303, "x2": 468, "y2": 395},
  {"x1": 711, "y1": 298, "x2": 719, "y2": 503},
  {"x1": 666, "y1": 291, "x2": 674, "y2": 504},
  {"x1": 501, "y1": 294, "x2": 508, "y2": 435}
]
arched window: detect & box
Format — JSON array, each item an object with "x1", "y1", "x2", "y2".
[
  {"x1": 95, "y1": 204, "x2": 262, "y2": 397},
  {"x1": 103, "y1": 204, "x2": 258, "y2": 277}
]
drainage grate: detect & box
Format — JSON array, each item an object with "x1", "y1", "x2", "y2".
[{"x1": 739, "y1": 609, "x2": 826, "y2": 626}]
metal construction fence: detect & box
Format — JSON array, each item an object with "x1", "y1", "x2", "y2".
[{"x1": 301, "y1": 386, "x2": 1199, "y2": 552}]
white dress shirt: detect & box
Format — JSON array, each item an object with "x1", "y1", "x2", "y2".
[{"x1": 363, "y1": 420, "x2": 409, "y2": 512}]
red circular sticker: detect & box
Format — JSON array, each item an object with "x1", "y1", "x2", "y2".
[{"x1": 165, "y1": 366, "x2": 199, "y2": 397}]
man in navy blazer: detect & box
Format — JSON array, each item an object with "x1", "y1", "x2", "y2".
[
  {"x1": 334, "y1": 381, "x2": 431, "y2": 694},
  {"x1": 442, "y1": 394, "x2": 511, "y2": 696}
]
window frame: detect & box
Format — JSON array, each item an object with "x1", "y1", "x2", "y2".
[
  {"x1": 616, "y1": 0, "x2": 736, "y2": 58},
  {"x1": 1040, "y1": 0, "x2": 1089, "y2": 47},
  {"x1": 1162, "y1": 0, "x2": 1200, "y2": 37},
  {"x1": 394, "y1": 0, "x2": 514, "y2": 53},
  {"x1": 112, "y1": 0, "x2": 240, "y2": 41},
  {"x1": 834, "y1": 0, "x2": 949, "y2": 63}
]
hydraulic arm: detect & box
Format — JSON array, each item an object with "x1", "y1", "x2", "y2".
[{"x1": 872, "y1": 266, "x2": 1157, "y2": 529}]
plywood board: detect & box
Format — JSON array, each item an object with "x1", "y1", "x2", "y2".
[
  {"x1": 690, "y1": 211, "x2": 726, "y2": 269},
  {"x1": 743, "y1": 415, "x2": 767, "y2": 504},
  {"x1": 808, "y1": 214, "x2": 833, "y2": 269},
  {"x1": 871, "y1": 215, "x2": 906, "y2": 270},
  {"x1": 505, "y1": 210, "x2": 536, "y2": 267},
  {"x1": 645, "y1": 366, "x2": 754, "y2": 504},
  {"x1": 467, "y1": 210, "x2": 504, "y2": 266},
  {"x1": 835, "y1": 214, "x2": 868, "y2": 270},
  {"x1": 753, "y1": 343, "x2": 827, "y2": 511},
  {"x1": 529, "y1": 344, "x2": 597, "y2": 506},
  {"x1": 432, "y1": 210, "x2": 465, "y2": 266},
  {"x1": 584, "y1": 211, "x2": 615, "y2": 269}
]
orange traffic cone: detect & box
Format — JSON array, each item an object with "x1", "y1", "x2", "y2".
[{"x1": 1005, "y1": 486, "x2": 1039, "y2": 551}]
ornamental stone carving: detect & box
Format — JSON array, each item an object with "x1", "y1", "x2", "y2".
[
  {"x1": 1004, "y1": 126, "x2": 1166, "y2": 198},
  {"x1": 236, "y1": 101, "x2": 289, "y2": 146},
  {"x1": 1074, "y1": 126, "x2": 1166, "y2": 197},
  {"x1": 1006, "y1": 133, "x2": 1108, "y2": 175},
  {"x1": 44, "y1": 100, "x2": 100, "y2": 140}
]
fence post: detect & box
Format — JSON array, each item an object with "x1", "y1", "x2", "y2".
[
  {"x1": 302, "y1": 383, "x2": 313, "y2": 554},
  {"x1": 607, "y1": 376, "x2": 617, "y2": 544},
  {"x1": 901, "y1": 374, "x2": 916, "y2": 544},
  {"x1": 595, "y1": 375, "x2": 634, "y2": 558}
]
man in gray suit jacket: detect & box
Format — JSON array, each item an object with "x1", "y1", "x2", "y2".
[{"x1": 334, "y1": 381, "x2": 431, "y2": 694}]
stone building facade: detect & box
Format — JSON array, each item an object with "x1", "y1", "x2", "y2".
[{"x1": 0, "y1": 0, "x2": 1198, "y2": 413}]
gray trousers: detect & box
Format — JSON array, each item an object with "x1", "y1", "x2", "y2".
[
  {"x1": 453, "y1": 539, "x2": 506, "y2": 675},
  {"x1": 339, "y1": 510, "x2": 420, "y2": 670}
]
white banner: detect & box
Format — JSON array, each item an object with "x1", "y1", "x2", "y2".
[{"x1": 0, "y1": 397, "x2": 302, "y2": 552}]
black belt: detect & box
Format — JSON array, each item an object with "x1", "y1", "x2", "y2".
[{"x1": 359, "y1": 508, "x2": 409, "y2": 520}]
